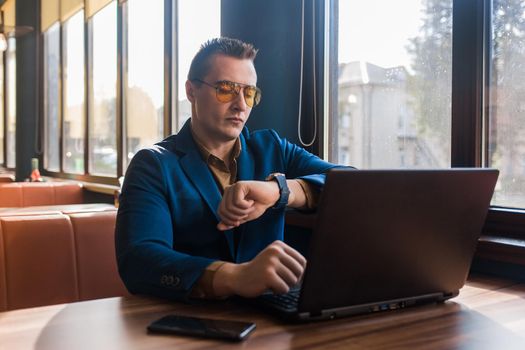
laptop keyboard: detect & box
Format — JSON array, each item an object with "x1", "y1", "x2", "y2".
[{"x1": 259, "y1": 288, "x2": 300, "y2": 312}]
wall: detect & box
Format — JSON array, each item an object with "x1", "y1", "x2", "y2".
[
  {"x1": 221, "y1": 0, "x2": 304, "y2": 144},
  {"x1": 15, "y1": 0, "x2": 39, "y2": 180}
]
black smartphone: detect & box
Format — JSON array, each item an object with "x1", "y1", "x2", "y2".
[{"x1": 147, "y1": 314, "x2": 256, "y2": 341}]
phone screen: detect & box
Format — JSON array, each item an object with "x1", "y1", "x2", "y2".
[{"x1": 147, "y1": 315, "x2": 256, "y2": 341}]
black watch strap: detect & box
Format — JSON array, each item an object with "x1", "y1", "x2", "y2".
[{"x1": 266, "y1": 173, "x2": 290, "y2": 210}]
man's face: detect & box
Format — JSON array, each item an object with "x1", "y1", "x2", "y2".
[{"x1": 187, "y1": 54, "x2": 257, "y2": 144}]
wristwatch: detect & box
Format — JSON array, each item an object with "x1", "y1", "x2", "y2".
[{"x1": 266, "y1": 173, "x2": 290, "y2": 210}]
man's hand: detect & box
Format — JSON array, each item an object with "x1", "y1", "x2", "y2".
[
  {"x1": 213, "y1": 240, "x2": 307, "y2": 297},
  {"x1": 217, "y1": 180, "x2": 280, "y2": 230}
]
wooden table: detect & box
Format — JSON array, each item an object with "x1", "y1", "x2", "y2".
[{"x1": 1, "y1": 274, "x2": 524, "y2": 349}]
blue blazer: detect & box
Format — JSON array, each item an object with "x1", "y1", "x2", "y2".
[{"x1": 115, "y1": 120, "x2": 340, "y2": 301}]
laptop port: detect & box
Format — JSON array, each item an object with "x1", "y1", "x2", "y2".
[{"x1": 388, "y1": 303, "x2": 399, "y2": 310}]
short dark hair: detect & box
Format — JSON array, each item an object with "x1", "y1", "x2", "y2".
[{"x1": 187, "y1": 37, "x2": 258, "y2": 81}]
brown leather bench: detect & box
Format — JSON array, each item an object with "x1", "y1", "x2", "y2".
[
  {"x1": 0, "y1": 174, "x2": 15, "y2": 183},
  {"x1": 0, "y1": 182, "x2": 84, "y2": 207},
  {"x1": 0, "y1": 208, "x2": 128, "y2": 311}
]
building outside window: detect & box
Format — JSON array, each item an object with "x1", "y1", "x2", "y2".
[{"x1": 334, "y1": 0, "x2": 452, "y2": 169}]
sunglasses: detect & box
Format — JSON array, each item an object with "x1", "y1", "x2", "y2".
[{"x1": 193, "y1": 79, "x2": 262, "y2": 108}]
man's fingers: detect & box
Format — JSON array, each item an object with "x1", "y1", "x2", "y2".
[
  {"x1": 219, "y1": 207, "x2": 248, "y2": 222},
  {"x1": 225, "y1": 183, "x2": 254, "y2": 209},
  {"x1": 232, "y1": 187, "x2": 255, "y2": 209},
  {"x1": 267, "y1": 271, "x2": 290, "y2": 295},
  {"x1": 223, "y1": 203, "x2": 254, "y2": 217},
  {"x1": 279, "y1": 241, "x2": 307, "y2": 269},
  {"x1": 217, "y1": 221, "x2": 236, "y2": 231},
  {"x1": 277, "y1": 251, "x2": 305, "y2": 280},
  {"x1": 274, "y1": 262, "x2": 301, "y2": 287}
]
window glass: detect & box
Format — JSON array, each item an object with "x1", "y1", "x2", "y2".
[
  {"x1": 488, "y1": 0, "x2": 525, "y2": 208},
  {"x1": 88, "y1": 2, "x2": 117, "y2": 176},
  {"x1": 334, "y1": 0, "x2": 452, "y2": 168},
  {"x1": 6, "y1": 38, "x2": 16, "y2": 168},
  {"x1": 0, "y1": 53, "x2": 4, "y2": 164},
  {"x1": 44, "y1": 22, "x2": 61, "y2": 171},
  {"x1": 63, "y1": 10, "x2": 85, "y2": 174},
  {"x1": 177, "y1": 0, "x2": 220, "y2": 130},
  {"x1": 123, "y1": 0, "x2": 164, "y2": 169}
]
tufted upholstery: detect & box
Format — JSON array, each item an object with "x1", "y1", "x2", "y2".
[
  {"x1": 69, "y1": 211, "x2": 127, "y2": 301},
  {"x1": 0, "y1": 214, "x2": 79, "y2": 310},
  {"x1": 0, "y1": 208, "x2": 128, "y2": 311},
  {"x1": 0, "y1": 182, "x2": 84, "y2": 207}
]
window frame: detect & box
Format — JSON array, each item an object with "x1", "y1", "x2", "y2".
[
  {"x1": 29, "y1": 1, "x2": 525, "y2": 246},
  {"x1": 327, "y1": 0, "x2": 525, "y2": 262},
  {"x1": 39, "y1": 0, "x2": 175, "y2": 186},
  {"x1": 452, "y1": 0, "x2": 525, "y2": 240}
]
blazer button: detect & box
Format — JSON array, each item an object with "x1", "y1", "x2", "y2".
[
  {"x1": 172, "y1": 276, "x2": 181, "y2": 287},
  {"x1": 166, "y1": 275, "x2": 174, "y2": 285}
]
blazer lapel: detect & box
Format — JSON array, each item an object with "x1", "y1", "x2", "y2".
[
  {"x1": 237, "y1": 130, "x2": 255, "y2": 181},
  {"x1": 175, "y1": 121, "x2": 237, "y2": 259},
  {"x1": 232, "y1": 130, "x2": 256, "y2": 261},
  {"x1": 180, "y1": 154, "x2": 237, "y2": 260},
  {"x1": 179, "y1": 152, "x2": 221, "y2": 221},
  {"x1": 175, "y1": 121, "x2": 221, "y2": 220}
]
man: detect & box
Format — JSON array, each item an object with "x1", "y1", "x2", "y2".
[{"x1": 115, "y1": 37, "x2": 341, "y2": 301}]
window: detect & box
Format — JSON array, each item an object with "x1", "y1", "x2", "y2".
[
  {"x1": 0, "y1": 53, "x2": 4, "y2": 165},
  {"x1": 488, "y1": 0, "x2": 525, "y2": 209},
  {"x1": 43, "y1": 22, "x2": 61, "y2": 172},
  {"x1": 88, "y1": 2, "x2": 117, "y2": 176},
  {"x1": 62, "y1": 10, "x2": 85, "y2": 174},
  {"x1": 177, "y1": 0, "x2": 221, "y2": 130},
  {"x1": 333, "y1": 0, "x2": 452, "y2": 169},
  {"x1": 39, "y1": 1, "x2": 223, "y2": 181},
  {"x1": 6, "y1": 37, "x2": 16, "y2": 168},
  {"x1": 123, "y1": 0, "x2": 164, "y2": 169}
]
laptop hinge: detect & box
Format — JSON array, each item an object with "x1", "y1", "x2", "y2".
[{"x1": 309, "y1": 309, "x2": 322, "y2": 317}]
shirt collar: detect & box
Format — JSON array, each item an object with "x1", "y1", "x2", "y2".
[{"x1": 190, "y1": 124, "x2": 242, "y2": 163}]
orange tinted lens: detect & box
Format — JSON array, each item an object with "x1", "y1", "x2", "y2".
[
  {"x1": 244, "y1": 86, "x2": 261, "y2": 107},
  {"x1": 244, "y1": 87, "x2": 257, "y2": 107},
  {"x1": 216, "y1": 82, "x2": 237, "y2": 102},
  {"x1": 244, "y1": 87, "x2": 255, "y2": 107}
]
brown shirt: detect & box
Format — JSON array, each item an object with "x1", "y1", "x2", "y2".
[{"x1": 189, "y1": 129, "x2": 318, "y2": 298}]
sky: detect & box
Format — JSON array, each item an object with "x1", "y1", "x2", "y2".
[{"x1": 338, "y1": 0, "x2": 424, "y2": 69}]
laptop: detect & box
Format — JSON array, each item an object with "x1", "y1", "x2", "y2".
[{"x1": 255, "y1": 168, "x2": 499, "y2": 321}]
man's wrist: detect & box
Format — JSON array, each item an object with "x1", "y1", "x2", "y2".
[
  {"x1": 286, "y1": 180, "x2": 296, "y2": 206},
  {"x1": 212, "y1": 262, "x2": 238, "y2": 297},
  {"x1": 286, "y1": 180, "x2": 308, "y2": 209}
]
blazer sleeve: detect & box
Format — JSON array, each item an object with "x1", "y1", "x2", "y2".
[
  {"x1": 115, "y1": 148, "x2": 215, "y2": 301},
  {"x1": 270, "y1": 130, "x2": 352, "y2": 189}
]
